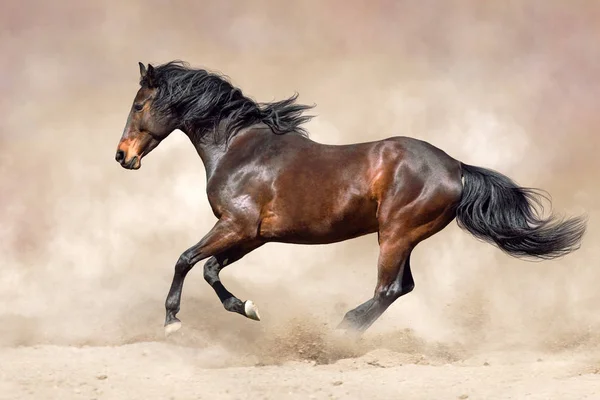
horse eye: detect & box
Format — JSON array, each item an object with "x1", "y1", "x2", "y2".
[{"x1": 133, "y1": 103, "x2": 144, "y2": 112}]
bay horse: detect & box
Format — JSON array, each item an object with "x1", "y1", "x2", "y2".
[{"x1": 115, "y1": 61, "x2": 587, "y2": 335}]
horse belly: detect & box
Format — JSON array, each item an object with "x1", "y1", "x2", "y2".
[{"x1": 259, "y1": 190, "x2": 379, "y2": 245}]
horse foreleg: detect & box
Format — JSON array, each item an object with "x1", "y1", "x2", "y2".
[
  {"x1": 202, "y1": 243, "x2": 263, "y2": 321},
  {"x1": 163, "y1": 218, "x2": 256, "y2": 335}
]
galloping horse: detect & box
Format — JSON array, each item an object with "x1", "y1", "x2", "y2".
[{"x1": 115, "y1": 61, "x2": 586, "y2": 335}]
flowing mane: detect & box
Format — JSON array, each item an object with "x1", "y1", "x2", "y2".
[{"x1": 143, "y1": 61, "x2": 315, "y2": 141}]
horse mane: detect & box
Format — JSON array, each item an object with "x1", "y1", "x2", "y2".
[{"x1": 143, "y1": 60, "x2": 315, "y2": 141}]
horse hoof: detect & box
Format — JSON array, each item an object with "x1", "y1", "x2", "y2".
[
  {"x1": 164, "y1": 321, "x2": 182, "y2": 336},
  {"x1": 244, "y1": 300, "x2": 261, "y2": 321}
]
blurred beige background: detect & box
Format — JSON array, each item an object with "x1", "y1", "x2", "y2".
[{"x1": 1, "y1": 0, "x2": 598, "y2": 357}]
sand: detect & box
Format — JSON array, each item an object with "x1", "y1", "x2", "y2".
[{"x1": 2, "y1": 342, "x2": 600, "y2": 400}]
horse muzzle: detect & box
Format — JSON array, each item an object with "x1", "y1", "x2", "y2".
[{"x1": 115, "y1": 149, "x2": 141, "y2": 170}]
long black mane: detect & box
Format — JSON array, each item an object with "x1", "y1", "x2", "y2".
[{"x1": 143, "y1": 61, "x2": 315, "y2": 141}]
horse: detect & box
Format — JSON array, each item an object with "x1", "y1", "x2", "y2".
[{"x1": 115, "y1": 61, "x2": 587, "y2": 335}]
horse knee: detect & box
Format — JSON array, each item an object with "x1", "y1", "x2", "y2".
[
  {"x1": 202, "y1": 268, "x2": 212, "y2": 284},
  {"x1": 174, "y1": 254, "x2": 192, "y2": 275},
  {"x1": 203, "y1": 258, "x2": 219, "y2": 285}
]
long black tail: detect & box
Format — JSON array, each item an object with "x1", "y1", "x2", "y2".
[{"x1": 455, "y1": 163, "x2": 587, "y2": 260}]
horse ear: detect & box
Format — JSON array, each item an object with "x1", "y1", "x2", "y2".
[
  {"x1": 146, "y1": 64, "x2": 156, "y2": 87},
  {"x1": 138, "y1": 62, "x2": 156, "y2": 87},
  {"x1": 139, "y1": 62, "x2": 147, "y2": 78}
]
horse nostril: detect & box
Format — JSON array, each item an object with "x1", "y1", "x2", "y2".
[{"x1": 115, "y1": 149, "x2": 125, "y2": 163}]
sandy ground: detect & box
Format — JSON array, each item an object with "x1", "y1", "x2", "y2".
[{"x1": 2, "y1": 341, "x2": 600, "y2": 400}]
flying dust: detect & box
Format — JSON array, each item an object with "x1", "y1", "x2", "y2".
[{"x1": 1, "y1": 0, "x2": 599, "y2": 369}]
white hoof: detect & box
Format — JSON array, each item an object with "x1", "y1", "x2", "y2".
[
  {"x1": 164, "y1": 321, "x2": 182, "y2": 336},
  {"x1": 244, "y1": 300, "x2": 261, "y2": 321}
]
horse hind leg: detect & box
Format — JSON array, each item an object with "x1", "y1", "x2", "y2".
[
  {"x1": 337, "y1": 239, "x2": 415, "y2": 333},
  {"x1": 336, "y1": 183, "x2": 460, "y2": 334}
]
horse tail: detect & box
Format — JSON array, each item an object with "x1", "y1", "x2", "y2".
[{"x1": 455, "y1": 163, "x2": 587, "y2": 260}]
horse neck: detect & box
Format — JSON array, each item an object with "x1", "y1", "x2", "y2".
[
  {"x1": 181, "y1": 126, "x2": 228, "y2": 179},
  {"x1": 181, "y1": 122, "x2": 266, "y2": 179}
]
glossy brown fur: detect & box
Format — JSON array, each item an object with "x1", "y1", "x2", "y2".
[{"x1": 115, "y1": 62, "x2": 585, "y2": 334}]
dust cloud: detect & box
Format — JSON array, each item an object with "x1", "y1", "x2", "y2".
[{"x1": 1, "y1": 0, "x2": 599, "y2": 367}]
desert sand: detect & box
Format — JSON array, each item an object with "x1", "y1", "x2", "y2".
[
  {"x1": 2, "y1": 1, "x2": 600, "y2": 399},
  {"x1": 3, "y1": 342, "x2": 600, "y2": 400}
]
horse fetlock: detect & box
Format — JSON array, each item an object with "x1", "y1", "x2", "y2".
[
  {"x1": 223, "y1": 297, "x2": 244, "y2": 313},
  {"x1": 203, "y1": 272, "x2": 218, "y2": 285},
  {"x1": 164, "y1": 298, "x2": 180, "y2": 313}
]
